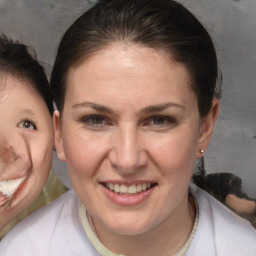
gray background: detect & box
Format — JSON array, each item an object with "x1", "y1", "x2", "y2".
[{"x1": 0, "y1": 0, "x2": 255, "y2": 196}]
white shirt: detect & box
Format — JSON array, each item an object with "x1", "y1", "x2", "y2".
[{"x1": 1, "y1": 186, "x2": 256, "y2": 256}]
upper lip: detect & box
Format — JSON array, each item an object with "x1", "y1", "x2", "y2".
[{"x1": 100, "y1": 180, "x2": 157, "y2": 185}]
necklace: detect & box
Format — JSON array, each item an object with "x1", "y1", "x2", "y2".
[
  {"x1": 79, "y1": 197, "x2": 199, "y2": 256},
  {"x1": 175, "y1": 196, "x2": 199, "y2": 256}
]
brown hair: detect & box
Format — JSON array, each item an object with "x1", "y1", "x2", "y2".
[{"x1": 51, "y1": 0, "x2": 221, "y2": 117}]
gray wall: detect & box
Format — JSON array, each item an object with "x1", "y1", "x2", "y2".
[{"x1": 0, "y1": 0, "x2": 255, "y2": 196}]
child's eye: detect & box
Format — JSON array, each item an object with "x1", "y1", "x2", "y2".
[
  {"x1": 18, "y1": 120, "x2": 36, "y2": 130},
  {"x1": 82, "y1": 115, "x2": 109, "y2": 127}
]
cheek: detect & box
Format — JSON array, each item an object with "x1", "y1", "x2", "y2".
[
  {"x1": 8, "y1": 133, "x2": 53, "y2": 210},
  {"x1": 149, "y1": 129, "x2": 198, "y2": 176},
  {"x1": 63, "y1": 131, "x2": 107, "y2": 178},
  {"x1": 30, "y1": 133, "x2": 53, "y2": 180}
]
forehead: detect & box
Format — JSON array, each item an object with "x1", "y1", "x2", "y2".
[
  {"x1": 0, "y1": 74, "x2": 35, "y2": 99},
  {"x1": 0, "y1": 75, "x2": 49, "y2": 116},
  {"x1": 69, "y1": 43, "x2": 191, "y2": 80},
  {"x1": 65, "y1": 44, "x2": 196, "y2": 110}
]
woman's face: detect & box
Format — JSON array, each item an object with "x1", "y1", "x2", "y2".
[
  {"x1": 54, "y1": 44, "x2": 217, "y2": 237},
  {"x1": 0, "y1": 75, "x2": 53, "y2": 228}
]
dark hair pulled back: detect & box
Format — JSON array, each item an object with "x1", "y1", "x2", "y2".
[
  {"x1": 0, "y1": 33, "x2": 53, "y2": 115},
  {"x1": 51, "y1": 0, "x2": 221, "y2": 116}
]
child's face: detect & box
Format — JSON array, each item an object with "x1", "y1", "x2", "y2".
[{"x1": 0, "y1": 74, "x2": 53, "y2": 228}]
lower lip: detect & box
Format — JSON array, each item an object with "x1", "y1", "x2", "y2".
[
  {"x1": 0, "y1": 194, "x2": 8, "y2": 202},
  {"x1": 101, "y1": 184, "x2": 156, "y2": 206}
]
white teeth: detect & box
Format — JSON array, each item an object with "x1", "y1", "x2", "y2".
[
  {"x1": 128, "y1": 184, "x2": 136, "y2": 194},
  {"x1": 114, "y1": 184, "x2": 120, "y2": 193},
  {"x1": 0, "y1": 177, "x2": 26, "y2": 197},
  {"x1": 136, "y1": 184, "x2": 142, "y2": 192},
  {"x1": 105, "y1": 183, "x2": 153, "y2": 195},
  {"x1": 120, "y1": 184, "x2": 128, "y2": 193}
]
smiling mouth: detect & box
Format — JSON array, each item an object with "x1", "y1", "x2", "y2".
[
  {"x1": 0, "y1": 177, "x2": 27, "y2": 197},
  {"x1": 102, "y1": 182, "x2": 157, "y2": 196}
]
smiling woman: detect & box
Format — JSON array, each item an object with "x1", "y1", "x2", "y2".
[
  {"x1": 55, "y1": 45, "x2": 202, "y2": 240},
  {"x1": 0, "y1": 0, "x2": 256, "y2": 255}
]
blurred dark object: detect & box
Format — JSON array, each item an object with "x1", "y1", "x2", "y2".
[{"x1": 193, "y1": 158, "x2": 256, "y2": 228}]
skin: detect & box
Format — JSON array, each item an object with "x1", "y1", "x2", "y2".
[
  {"x1": 226, "y1": 194, "x2": 256, "y2": 214},
  {"x1": 54, "y1": 44, "x2": 219, "y2": 255},
  {"x1": 0, "y1": 74, "x2": 53, "y2": 229}
]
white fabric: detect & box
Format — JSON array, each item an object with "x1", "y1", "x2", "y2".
[
  {"x1": 0, "y1": 186, "x2": 256, "y2": 256},
  {"x1": 0, "y1": 190, "x2": 99, "y2": 256},
  {"x1": 187, "y1": 185, "x2": 256, "y2": 255}
]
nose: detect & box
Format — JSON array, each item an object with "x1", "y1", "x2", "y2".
[
  {"x1": 0, "y1": 130, "x2": 32, "y2": 179},
  {"x1": 109, "y1": 124, "x2": 147, "y2": 174}
]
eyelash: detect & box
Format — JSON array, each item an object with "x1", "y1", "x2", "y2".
[
  {"x1": 80, "y1": 115, "x2": 176, "y2": 129},
  {"x1": 81, "y1": 115, "x2": 110, "y2": 127},
  {"x1": 18, "y1": 120, "x2": 37, "y2": 130},
  {"x1": 144, "y1": 116, "x2": 176, "y2": 127}
]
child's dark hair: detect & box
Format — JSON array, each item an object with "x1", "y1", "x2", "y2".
[{"x1": 0, "y1": 33, "x2": 53, "y2": 115}]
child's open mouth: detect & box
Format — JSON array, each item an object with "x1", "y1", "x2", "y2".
[{"x1": 0, "y1": 177, "x2": 27, "y2": 197}]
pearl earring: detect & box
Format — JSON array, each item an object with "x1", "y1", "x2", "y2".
[{"x1": 200, "y1": 149, "x2": 204, "y2": 154}]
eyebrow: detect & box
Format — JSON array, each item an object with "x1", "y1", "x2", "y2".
[
  {"x1": 72, "y1": 102, "x2": 113, "y2": 113},
  {"x1": 141, "y1": 102, "x2": 185, "y2": 113},
  {"x1": 72, "y1": 101, "x2": 184, "y2": 114},
  {"x1": 20, "y1": 109, "x2": 36, "y2": 116}
]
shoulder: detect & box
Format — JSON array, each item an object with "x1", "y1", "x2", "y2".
[
  {"x1": 0, "y1": 190, "x2": 90, "y2": 255},
  {"x1": 189, "y1": 185, "x2": 256, "y2": 255}
]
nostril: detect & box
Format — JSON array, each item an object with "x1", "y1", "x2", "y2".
[{"x1": 109, "y1": 148, "x2": 147, "y2": 174}]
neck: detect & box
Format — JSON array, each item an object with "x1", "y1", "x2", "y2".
[{"x1": 92, "y1": 192, "x2": 196, "y2": 256}]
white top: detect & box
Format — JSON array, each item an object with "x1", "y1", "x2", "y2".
[
  {"x1": 79, "y1": 200, "x2": 199, "y2": 256},
  {"x1": 0, "y1": 186, "x2": 256, "y2": 256}
]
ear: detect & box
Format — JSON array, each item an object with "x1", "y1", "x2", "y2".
[
  {"x1": 196, "y1": 98, "x2": 219, "y2": 158},
  {"x1": 53, "y1": 110, "x2": 66, "y2": 162}
]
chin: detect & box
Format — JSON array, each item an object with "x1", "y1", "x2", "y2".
[
  {"x1": 111, "y1": 224, "x2": 151, "y2": 237},
  {"x1": 1, "y1": 184, "x2": 41, "y2": 229},
  {"x1": 103, "y1": 214, "x2": 154, "y2": 236},
  {"x1": 9, "y1": 175, "x2": 43, "y2": 213}
]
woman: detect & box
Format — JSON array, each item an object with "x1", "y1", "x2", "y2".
[
  {"x1": 0, "y1": 34, "x2": 67, "y2": 236},
  {"x1": 1, "y1": 0, "x2": 255, "y2": 255}
]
